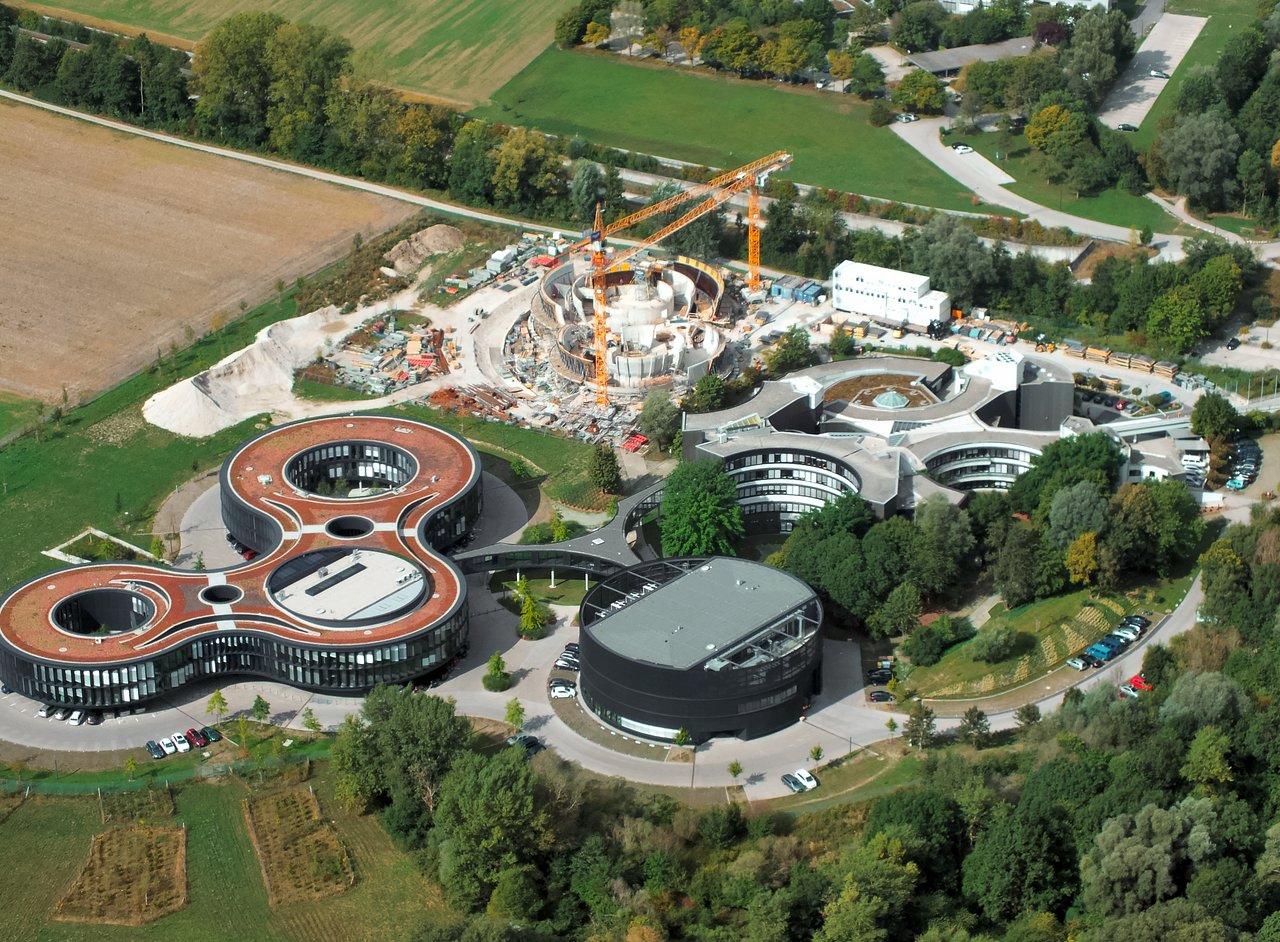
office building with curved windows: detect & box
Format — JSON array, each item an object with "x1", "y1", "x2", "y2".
[
  {"x1": 0, "y1": 416, "x2": 482, "y2": 708},
  {"x1": 577, "y1": 557, "x2": 823, "y2": 743},
  {"x1": 679, "y1": 350, "x2": 1185, "y2": 530}
]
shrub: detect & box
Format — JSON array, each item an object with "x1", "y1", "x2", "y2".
[
  {"x1": 971, "y1": 623, "x2": 1017, "y2": 663},
  {"x1": 869, "y1": 100, "x2": 892, "y2": 127},
  {"x1": 903, "y1": 614, "x2": 975, "y2": 666}
]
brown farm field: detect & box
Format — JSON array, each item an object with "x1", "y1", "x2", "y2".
[
  {"x1": 0, "y1": 101, "x2": 414, "y2": 403},
  {"x1": 9, "y1": 0, "x2": 575, "y2": 106},
  {"x1": 54, "y1": 826, "x2": 188, "y2": 925}
]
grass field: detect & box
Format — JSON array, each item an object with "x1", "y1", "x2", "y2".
[
  {"x1": 0, "y1": 391, "x2": 42, "y2": 440},
  {"x1": 54, "y1": 826, "x2": 188, "y2": 925},
  {"x1": 14, "y1": 0, "x2": 575, "y2": 105},
  {"x1": 0, "y1": 101, "x2": 413, "y2": 404},
  {"x1": 472, "y1": 48, "x2": 1002, "y2": 214},
  {"x1": 960, "y1": 131, "x2": 1184, "y2": 233},
  {"x1": 0, "y1": 767, "x2": 451, "y2": 942}
]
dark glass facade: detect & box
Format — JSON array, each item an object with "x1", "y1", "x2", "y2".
[{"x1": 578, "y1": 559, "x2": 823, "y2": 744}]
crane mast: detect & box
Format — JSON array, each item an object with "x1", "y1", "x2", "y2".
[{"x1": 571, "y1": 152, "x2": 792, "y2": 407}]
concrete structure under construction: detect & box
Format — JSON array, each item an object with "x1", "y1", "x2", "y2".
[{"x1": 529, "y1": 256, "x2": 730, "y2": 395}]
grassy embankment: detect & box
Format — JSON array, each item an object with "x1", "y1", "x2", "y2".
[{"x1": 473, "y1": 46, "x2": 1011, "y2": 215}]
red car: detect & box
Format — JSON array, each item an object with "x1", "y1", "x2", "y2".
[
  {"x1": 185, "y1": 727, "x2": 209, "y2": 747},
  {"x1": 1128, "y1": 674, "x2": 1153, "y2": 692}
]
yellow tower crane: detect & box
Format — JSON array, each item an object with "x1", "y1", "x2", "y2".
[{"x1": 565, "y1": 151, "x2": 792, "y2": 407}]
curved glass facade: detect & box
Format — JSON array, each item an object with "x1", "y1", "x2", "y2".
[
  {"x1": 923, "y1": 442, "x2": 1042, "y2": 491},
  {"x1": 722, "y1": 449, "x2": 860, "y2": 534}
]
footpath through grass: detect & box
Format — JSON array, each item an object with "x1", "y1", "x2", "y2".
[{"x1": 473, "y1": 47, "x2": 1003, "y2": 214}]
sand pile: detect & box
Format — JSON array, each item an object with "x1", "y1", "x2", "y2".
[
  {"x1": 384, "y1": 224, "x2": 465, "y2": 275},
  {"x1": 143, "y1": 304, "x2": 361, "y2": 437}
]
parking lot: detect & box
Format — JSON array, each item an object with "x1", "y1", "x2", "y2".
[{"x1": 1098, "y1": 13, "x2": 1207, "y2": 131}]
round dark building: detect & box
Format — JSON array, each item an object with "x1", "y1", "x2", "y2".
[{"x1": 578, "y1": 557, "x2": 823, "y2": 744}]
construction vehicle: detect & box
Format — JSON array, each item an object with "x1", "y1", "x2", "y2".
[
  {"x1": 1034, "y1": 333, "x2": 1055, "y2": 353},
  {"x1": 561, "y1": 151, "x2": 793, "y2": 406}
]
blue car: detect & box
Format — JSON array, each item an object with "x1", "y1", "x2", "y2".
[{"x1": 1087, "y1": 643, "x2": 1117, "y2": 661}]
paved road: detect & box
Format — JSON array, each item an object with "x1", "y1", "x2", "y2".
[
  {"x1": 1099, "y1": 14, "x2": 1207, "y2": 131},
  {"x1": 1132, "y1": 0, "x2": 1168, "y2": 37}
]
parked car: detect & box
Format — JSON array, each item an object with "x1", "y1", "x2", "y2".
[
  {"x1": 781, "y1": 773, "x2": 807, "y2": 793},
  {"x1": 67, "y1": 710, "x2": 85, "y2": 726},
  {"x1": 52, "y1": 707, "x2": 69, "y2": 721},
  {"x1": 563, "y1": 643, "x2": 580, "y2": 655},
  {"x1": 895, "y1": 112, "x2": 919, "y2": 123},
  {"x1": 86, "y1": 711, "x2": 102, "y2": 726},
  {"x1": 1066, "y1": 656, "x2": 1090, "y2": 671},
  {"x1": 1080, "y1": 653, "x2": 1104, "y2": 669},
  {"x1": 868, "y1": 690, "x2": 896, "y2": 703},
  {"x1": 160, "y1": 737, "x2": 176, "y2": 755},
  {"x1": 793, "y1": 768, "x2": 819, "y2": 791},
  {"x1": 1149, "y1": 69, "x2": 1170, "y2": 79},
  {"x1": 522, "y1": 737, "x2": 545, "y2": 757},
  {"x1": 1087, "y1": 643, "x2": 1118, "y2": 661},
  {"x1": 1117, "y1": 123, "x2": 1138, "y2": 132},
  {"x1": 172, "y1": 732, "x2": 191, "y2": 753},
  {"x1": 554, "y1": 658, "x2": 580, "y2": 672},
  {"x1": 37, "y1": 703, "x2": 54, "y2": 718},
  {"x1": 1124, "y1": 615, "x2": 1151, "y2": 630},
  {"x1": 1103, "y1": 633, "x2": 1131, "y2": 648},
  {"x1": 550, "y1": 684, "x2": 577, "y2": 699},
  {"x1": 1118, "y1": 684, "x2": 1141, "y2": 699},
  {"x1": 1129, "y1": 674, "x2": 1154, "y2": 692},
  {"x1": 866, "y1": 669, "x2": 893, "y2": 684},
  {"x1": 146, "y1": 740, "x2": 166, "y2": 760},
  {"x1": 951, "y1": 143, "x2": 974, "y2": 154},
  {"x1": 1112, "y1": 626, "x2": 1141, "y2": 643},
  {"x1": 201, "y1": 726, "x2": 223, "y2": 743},
  {"x1": 1226, "y1": 337, "x2": 1241, "y2": 350},
  {"x1": 186, "y1": 728, "x2": 208, "y2": 748}
]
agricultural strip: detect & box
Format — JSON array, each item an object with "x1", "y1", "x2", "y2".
[
  {"x1": 471, "y1": 48, "x2": 993, "y2": 213},
  {"x1": 8, "y1": 0, "x2": 576, "y2": 106},
  {"x1": 54, "y1": 826, "x2": 188, "y2": 925},
  {"x1": 243, "y1": 788, "x2": 353, "y2": 907},
  {"x1": 0, "y1": 100, "x2": 414, "y2": 403}
]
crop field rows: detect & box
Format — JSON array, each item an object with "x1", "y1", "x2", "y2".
[
  {"x1": 54, "y1": 826, "x2": 188, "y2": 925},
  {"x1": 13, "y1": 0, "x2": 575, "y2": 105},
  {"x1": 243, "y1": 788, "x2": 353, "y2": 907}
]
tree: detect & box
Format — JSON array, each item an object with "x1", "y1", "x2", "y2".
[
  {"x1": 849, "y1": 53, "x2": 887, "y2": 97},
  {"x1": 588, "y1": 444, "x2": 622, "y2": 494},
  {"x1": 1065, "y1": 8, "x2": 1133, "y2": 109},
  {"x1": 891, "y1": 2, "x2": 948, "y2": 52},
  {"x1": 393, "y1": 105, "x2": 458, "y2": 189},
  {"x1": 809, "y1": 744, "x2": 825, "y2": 767},
  {"x1": 549, "y1": 511, "x2": 568, "y2": 543},
  {"x1": 728, "y1": 758, "x2": 743, "y2": 782},
  {"x1": 302, "y1": 707, "x2": 322, "y2": 734},
  {"x1": 684, "y1": 372, "x2": 726, "y2": 413},
  {"x1": 765, "y1": 326, "x2": 812, "y2": 375},
  {"x1": 971, "y1": 623, "x2": 1016, "y2": 663},
  {"x1": 569, "y1": 160, "x2": 602, "y2": 225},
  {"x1": 963, "y1": 806, "x2": 1078, "y2": 920},
  {"x1": 957, "y1": 707, "x2": 991, "y2": 748},
  {"x1": 912, "y1": 495, "x2": 974, "y2": 598},
  {"x1": 251, "y1": 694, "x2": 271, "y2": 723},
  {"x1": 264, "y1": 21, "x2": 351, "y2": 158},
  {"x1": 673, "y1": 727, "x2": 691, "y2": 747},
  {"x1": 206, "y1": 689, "x2": 228, "y2": 724},
  {"x1": 448, "y1": 121, "x2": 501, "y2": 206},
  {"x1": 903, "y1": 701, "x2": 936, "y2": 749},
  {"x1": 907, "y1": 215, "x2": 997, "y2": 309},
  {"x1": 519, "y1": 591, "x2": 547, "y2": 639},
  {"x1": 639, "y1": 390, "x2": 680, "y2": 451},
  {"x1": 505, "y1": 698, "x2": 526, "y2": 731},
  {"x1": 1159, "y1": 671, "x2": 1250, "y2": 731},
  {"x1": 491, "y1": 127, "x2": 564, "y2": 214},
  {"x1": 193, "y1": 11, "x2": 288, "y2": 145},
  {"x1": 1047, "y1": 480, "x2": 1108, "y2": 549},
  {"x1": 434, "y1": 749, "x2": 547, "y2": 909},
  {"x1": 236, "y1": 715, "x2": 250, "y2": 756},
  {"x1": 1065, "y1": 531, "x2": 1099, "y2": 586},
  {"x1": 994, "y1": 524, "x2": 1041, "y2": 608},
  {"x1": 1191, "y1": 392, "x2": 1240, "y2": 441},
  {"x1": 1081, "y1": 803, "x2": 1200, "y2": 918},
  {"x1": 483, "y1": 651, "x2": 512, "y2": 692},
  {"x1": 124, "y1": 755, "x2": 137, "y2": 781},
  {"x1": 659, "y1": 460, "x2": 745, "y2": 557},
  {"x1": 583, "y1": 21, "x2": 611, "y2": 46},
  {"x1": 892, "y1": 68, "x2": 945, "y2": 113},
  {"x1": 1160, "y1": 111, "x2": 1242, "y2": 212},
  {"x1": 1015, "y1": 704, "x2": 1041, "y2": 730},
  {"x1": 701, "y1": 21, "x2": 762, "y2": 76},
  {"x1": 867, "y1": 582, "x2": 922, "y2": 640},
  {"x1": 1181, "y1": 725, "x2": 1233, "y2": 795}
]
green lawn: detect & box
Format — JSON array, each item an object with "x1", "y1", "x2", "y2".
[
  {"x1": 962, "y1": 132, "x2": 1183, "y2": 233},
  {"x1": 0, "y1": 765, "x2": 450, "y2": 942},
  {"x1": 0, "y1": 391, "x2": 42, "y2": 440},
  {"x1": 489, "y1": 570, "x2": 594, "y2": 607},
  {"x1": 472, "y1": 48, "x2": 1007, "y2": 214},
  {"x1": 22, "y1": 0, "x2": 575, "y2": 105},
  {"x1": 292, "y1": 377, "x2": 379, "y2": 403}
]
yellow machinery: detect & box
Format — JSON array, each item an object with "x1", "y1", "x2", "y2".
[{"x1": 565, "y1": 151, "x2": 792, "y2": 406}]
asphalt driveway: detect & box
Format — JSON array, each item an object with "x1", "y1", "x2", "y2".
[{"x1": 1098, "y1": 13, "x2": 1207, "y2": 131}]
